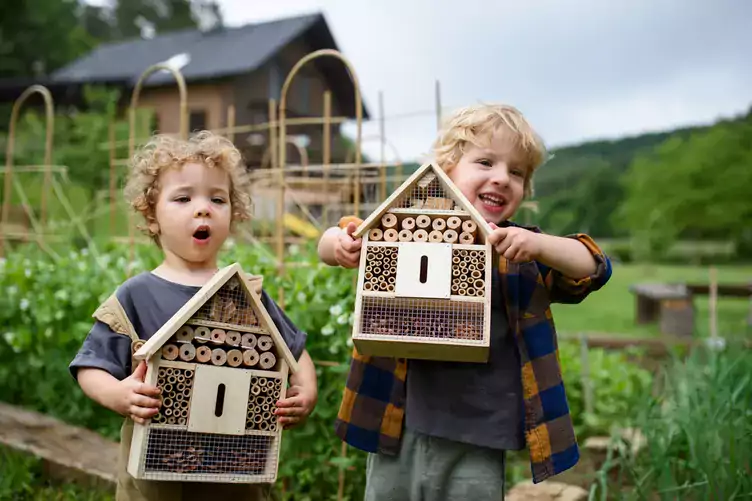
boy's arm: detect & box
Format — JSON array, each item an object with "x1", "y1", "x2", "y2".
[
  {"x1": 318, "y1": 217, "x2": 363, "y2": 268},
  {"x1": 77, "y1": 362, "x2": 161, "y2": 424},
  {"x1": 318, "y1": 226, "x2": 343, "y2": 266},
  {"x1": 275, "y1": 349, "x2": 317, "y2": 429}
]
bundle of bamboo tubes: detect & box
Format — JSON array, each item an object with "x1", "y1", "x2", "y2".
[
  {"x1": 152, "y1": 367, "x2": 194, "y2": 426},
  {"x1": 451, "y1": 248, "x2": 486, "y2": 297},
  {"x1": 246, "y1": 376, "x2": 283, "y2": 432},
  {"x1": 363, "y1": 246, "x2": 398, "y2": 292}
]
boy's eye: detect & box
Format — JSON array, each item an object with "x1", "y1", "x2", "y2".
[
  {"x1": 477, "y1": 159, "x2": 492, "y2": 167},
  {"x1": 174, "y1": 196, "x2": 190, "y2": 203},
  {"x1": 212, "y1": 197, "x2": 227, "y2": 204}
]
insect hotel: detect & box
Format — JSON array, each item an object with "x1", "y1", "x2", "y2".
[
  {"x1": 351, "y1": 162, "x2": 494, "y2": 363},
  {"x1": 127, "y1": 263, "x2": 299, "y2": 483}
]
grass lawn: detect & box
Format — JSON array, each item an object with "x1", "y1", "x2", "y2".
[{"x1": 552, "y1": 262, "x2": 752, "y2": 339}]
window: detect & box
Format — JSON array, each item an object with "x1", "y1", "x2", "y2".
[{"x1": 189, "y1": 110, "x2": 207, "y2": 132}]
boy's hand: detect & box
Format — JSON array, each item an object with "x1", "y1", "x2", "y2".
[
  {"x1": 334, "y1": 222, "x2": 362, "y2": 268},
  {"x1": 488, "y1": 223, "x2": 541, "y2": 263},
  {"x1": 275, "y1": 383, "x2": 317, "y2": 429},
  {"x1": 117, "y1": 361, "x2": 162, "y2": 424}
]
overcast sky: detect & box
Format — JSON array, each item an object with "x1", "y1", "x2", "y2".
[{"x1": 92, "y1": 0, "x2": 752, "y2": 163}]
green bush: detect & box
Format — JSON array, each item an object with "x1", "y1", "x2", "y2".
[{"x1": 0, "y1": 240, "x2": 652, "y2": 498}]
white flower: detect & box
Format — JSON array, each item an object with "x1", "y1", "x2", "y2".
[
  {"x1": 346, "y1": 338, "x2": 353, "y2": 347},
  {"x1": 24, "y1": 268, "x2": 31, "y2": 278},
  {"x1": 81, "y1": 248, "x2": 89, "y2": 256},
  {"x1": 337, "y1": 313, "x2": 349, "y2": 325},
  {"x1": 78, "y1": 262, "x2": 87, "y2": 272},
  {"x1": 7, "y1": 285, "x2": 17, "y2": 296},
  {"x1": 322, "y1": 325, "x2": 335, "y2": 336},
  {"x1": 54, "y1": 290, "x2": 69, "y2": 301},
  {"x1": 3, "y1": 332, "x2": 13, "y2": 343},
  {"x1": 19, "y1": 298, "x2": 29, "y2": 310},
  {"x1": 329, "y1": 304, "x2": 343, "y2": 316},
  {"x1": 296, "y1": 292, "x2": 306, "y2": 303}
]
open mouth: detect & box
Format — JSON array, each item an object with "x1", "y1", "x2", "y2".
[
  {"x1": 478, "y1": 193, "x2": 506, "y2": 208},
  {"x1": 193, "y1": 225, "x2": 211, "y2": 241}
]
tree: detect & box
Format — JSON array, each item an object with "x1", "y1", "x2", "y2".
[{"x1": 615, "y1": 109, "x2": 752, "y2": 258}]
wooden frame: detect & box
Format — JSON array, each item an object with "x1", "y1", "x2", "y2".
[
  {"x1": 351, "y1": 163, "x2": 493, "y2": 362},
  {"x1": 127, "y1": 263, "x2": 297, "y2": 483}
]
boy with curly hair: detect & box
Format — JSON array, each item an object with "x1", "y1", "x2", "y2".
[
  {"x1": 318, "y1": 104, "x2": 612, "y2": 500},
  {"x1": 69, "y1": 131, "x2": 317, "y2": 501}
]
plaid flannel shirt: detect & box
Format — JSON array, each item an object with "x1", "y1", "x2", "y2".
[{"x1": 333, "y1": 218, "x2": 612, "y2": 484}]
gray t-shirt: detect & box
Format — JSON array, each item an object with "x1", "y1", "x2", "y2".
[
  {"x1": 405, "y1": 270, "x2": 525, "y2": 451},
  {"x1": 69, "y1": 272, "x2": 307, "y2": 381}
]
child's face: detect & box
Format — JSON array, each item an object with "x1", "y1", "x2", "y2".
[
  {"x1": 150, "y1": 161, "x2": 232, "y2": 267},
  {"x1": 447, "y1": 127, "x2": 527, "y2": 224}
]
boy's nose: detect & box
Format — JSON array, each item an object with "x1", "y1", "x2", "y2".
[
  {"x1": 194, "y1": 206, "x2": 210, "y2": 218},
  {"x1": 491, "y1": 166, "x2": 511, "y2": 186}
]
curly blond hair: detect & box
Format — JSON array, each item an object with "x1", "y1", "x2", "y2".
[
  {"x1": 124, "y1": 130, "x2": 253, "y2": 244},
  {"x1": 432, "y1": 103, "x2": 548, "y2": 197}
]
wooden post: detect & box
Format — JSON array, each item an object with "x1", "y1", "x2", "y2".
[
  {"x1": 323, "y1": 91, "x2": 332, "y2": 228},
  {"x1": 379, "y1": 90, "x2": 386, "y2": 201},
  {"x1": 435, "y1": 79, "x2": 442, "y2": 131},
  {"x1": 226, "y1": 105, "x2": 236, "y2": 143},
  {"x1": 709, "y1": 266, "x2": 718, "y2": 340},
  {"x1": 580, "y1": 334, "x2": 593, "y2": 415}
]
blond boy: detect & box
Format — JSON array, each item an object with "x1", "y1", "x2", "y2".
[
  {"x1": 318, "y1": 104, "x2": 612, "y2": 500},
  {"x1": 69, "y1": 131, "x2": 318, "y2": 501}
]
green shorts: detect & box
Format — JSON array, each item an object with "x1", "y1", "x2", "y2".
[
  {"x1": 116, "y1": 419, "x2": 271, "y2": 501},
  {"x1": 364, "y1": 427, "x2": 507, "y2": 501}
]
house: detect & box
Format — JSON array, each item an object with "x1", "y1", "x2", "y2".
[
  {"x1": 127, "y1": 263, "x2": 299, "y2": 483},
  {"x1": 49, "y1": 12, "x2": 370, "y2": 168},
  {"x1": 350, "y1": 162, "x2": 495, "y2": 363}
]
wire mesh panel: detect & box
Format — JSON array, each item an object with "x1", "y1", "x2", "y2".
[
  {"x1": 152, "y1": 366, "x2": 194, "y2": 426},
  {"x1": 246, "y1": 375, "x2": 283, "y2": 432},
  {"x1": 358, "y1": 296, "x2": 485, "y2": 342},
  {"x1": 141, "y1": 427, "x2": 278, "y2": 482},
  {"x1": 192, "y1": 275, "x2": 260, "y2": 328},
  {"x1": 451, "y1": 248, "x2": 487, "y2": 297},
  {"x1": 393, "y1": 172, "x2": 465, "y2": 211}
]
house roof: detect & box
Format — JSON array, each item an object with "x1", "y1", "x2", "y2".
[
  {"x1": 133, "y1": 263, "x2": 300, "y2": 374},
  {"x1": 49, "y1": 12, "x2": 369, "y2": 119},
  {"x1": 353, "y1": 162, "x2": 494, "y2": 239}
]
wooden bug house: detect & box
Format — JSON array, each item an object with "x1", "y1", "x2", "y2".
[
  {"x1": 127, "y1": 263, "x2": 299, "y2": 483},
  {"x1": 351, "y1": 162, "x2": 495, "y2": 363}
]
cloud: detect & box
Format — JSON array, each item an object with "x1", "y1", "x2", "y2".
[{"x1": 219, "y1": 0, "x2": 751, "y2": 161}]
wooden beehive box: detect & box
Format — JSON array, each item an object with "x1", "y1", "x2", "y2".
[
  {"x1": 351, "y1": 162, "x2": 494, "y2": 363},
  {"x1": 127, "y1": 263, "x2": 300, "y2": 483}
]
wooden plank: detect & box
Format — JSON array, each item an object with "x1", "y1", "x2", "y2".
[
  {"x1": 353, "y1": 336, "x2": 489, "y2": 363},
  {"x1": 395, "y1": 242, "x2": 452, "y2": 299},
  {"x1": 188, "y1": 365, "x2": 252, "y2": 435},
  {"x1": 186, "y1": 318, "x2": 268, "y2": 336}
]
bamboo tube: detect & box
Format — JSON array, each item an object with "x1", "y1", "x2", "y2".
[
  {"x1": 259, "y1": 352, "x2": 276, "y2": 369},
  {"x1": 460, "y1": 232, "x2": 475, "y2": 244},
  {"x1": 452, "y1": 256, "x2": 461, "y2": 264},
  {"x1": 258, "y1": 335, "x2": 273, "y2": 351},
  {"x1": 210, "y1": 328, "x2": 226, "y2": 345},
  {"x1": 467, "y1": 287, "x2": 476, "y2": 296},
  {"x1": 364, "y1": 271, "x2": 373, "y2": 280},
  {"x1": 162, "y1": 344, "x2": 179, "y2": 361},
  {"x1": 251, "y1": 384, "x2": 262, "y2": 396},
  {"x1": 451, "y1": 283, "x2": 459, "y2": 293},
  {"x1": 468, "y1": 263, "x2": 477, "y2": 271},
  {"x1": 373, "y1": 265, "x2": 382, "y2": 275},
  {"x1": 227, "y1": 349, "x2": 243, "y2": 367},
  {"x1": 211, "y1": 348, "x2": 227, "y2": 366},
  {"x1": 259, "y1": 421, "x2": 269, "y2": 431},
  {"x1": 453, "y1": 268, "x2": 461, "y2": 277},
  {"x1": 364, "y1": 282, "x2": 373, "y2": 291},
  {"x1": 369, "y1": 228, "x2": 383, "y2": 241},
  {"x1": 416, "y1": 215, "x2": 431, "y2": 228},
  {"x1": 243, "y1": 349, "x2": 260, "y2": 367},
  {"x1": 165, "y1": 408, "x2": 173, "y2": 417},
  {"x1": 398, "y1": 229, "x2": 413, "y2": 242},
  {"x1": 462, "y1": 220, "x2": 477, "y2": 234},
  {"x1": 384, "y1": 228, "x2": 398, "y2": 242},
  {"x1": 386, "y1": 284, "x2": 395, "y2": 292},
  {"x1": 163, "y1": 383, "x2": 173, "y2": 394},
  {"x1": 193, "y1": 326, "x2": 211, "y2": 343},
  {"x1": 447, "y1": 216, "x2": 462, "y2": 229},
  {"x1": 443, "y1": 229, "x2": 458, "y2": 243},
  {"x1": 241, "y1": 333, "x2": 257, "y2": 349},
  {"x1": 366, "y1": 264, "x2": 373, "y2": 273},
  {"x1": 429, "y1": 230, "x2": 443, "y2": 243},
  {"x1": 474, "y1": 279, "x2": 485, "y2": 290},
  {"x1": 381, "y1": 213, "x2": 398, "y2": 229},
  {"x1": 163, "y1": 397, "x2": 173, "y2": 409},
  {"x1": 471, "y1": 270, "x2": 482, "y2": 279},
  {"x1": 253, "y1": 414, "x2": 263, "y2": 424},
  {"x1": 176, "y1": 325, "x2": 194, "y2": 342},
  {"x1": 469, "y1": 250, "x2": 479, "y2": 259},
  {"x1": 262, "y1": 411, "x2": 272, "y2": 421},
  {"x1": 177, "y1": 382, "x2": 186, "y2": 392},
  {"x1": 184, "y1": 370, "x2": 193, "y2": 380},
  {"x1": 432, "y1": 218, "x2": 446, "y2": 231},
  {"x1": 458, "y1": 287, "x2": 467, "y2": 296},
  {"x1": 167, "y1": 416, "x2": 177, "y2": 425},
  {"x1": 196, "y1": 346, "x2": 212, "y2": 363},
  {"x1": 388, "y1": 276, "x2": 395, "y2": 284},
  {"x1": 401, "y1": 217, "x2": 415, "y2": 230},
  {"x1": 414, "y1": 229, "x2": 428, "y2": 242},
  {"x1": 179, "y1": 344, "x2": 196, "y2": 362},
  {"x1": 266, "y1": 379, "x2": 276, "y2": 388}
]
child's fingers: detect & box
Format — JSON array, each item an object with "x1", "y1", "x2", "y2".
[
  {"x1": 340, "y1": 236, "x2": 362, "y2": 252},
  {"x1": 136, "y1": 383, "x2": 162, "y2": 397},
  {"x1": 275, "y1": 405, "x2": 304, "y2": 417},
  {"x1": 130, "y1": 393, "x2": 162, "y2": 409},
  {"x1": 487, "y1": 227, "x2": 507, "y2": 246},
  {"x1": 129, "y1": 404, "x2": 159, "y2": 420}
]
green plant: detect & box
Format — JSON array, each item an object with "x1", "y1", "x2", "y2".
[{"x1": 589, "y1": 345, "x2": 752, "y2": 500}]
